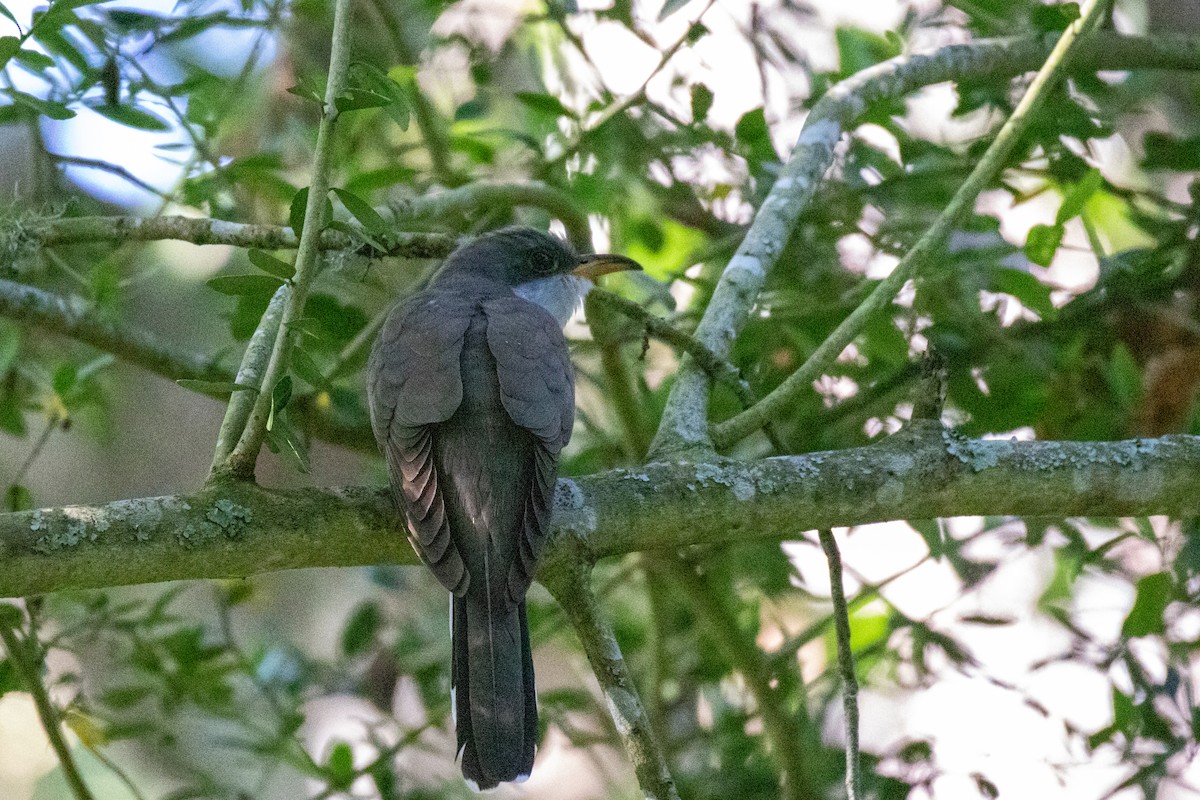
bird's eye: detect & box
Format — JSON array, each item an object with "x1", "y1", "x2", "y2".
[{"x1": 530, "y1": 250, "x2": 556, "y2": 275}]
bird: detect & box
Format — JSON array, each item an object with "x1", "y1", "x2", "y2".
[{"x1": 367, "y1": 227, "x2": 642, "y2": 789}]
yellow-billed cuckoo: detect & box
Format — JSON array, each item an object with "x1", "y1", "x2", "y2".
[{"x1": 367, "y1": 227, "x2": 641, "y2": 789}]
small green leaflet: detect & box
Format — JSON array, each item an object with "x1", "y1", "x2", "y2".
[
  {"x1": 266, "y1": 374, "x2": 292, "y2": 432},
  {"x1": 0, "y1": 4, "x2": 21, "y2": 33},
  {"x1": 248, "y1": 249, "x2": 295, "y2": 280},
  {"x1": 207, "y1": 273, "x2": 285, "y2": 297},
  {"x1": 690, "y1": 83, "x2": 713, "y2": 123},
  {"x1": 326, "y1": 742, "x2": 355, "y2": 790},
  {"x1": 1023, "y1": 223, "x2": 1063, "y2": 267},
  {"x1": 175, "y1": 380, "x2": 258, "y2": 397},
  {"x1": 658, "y1": 0, "x2": 696, "y2": 21},
  {"x1": 6, "y1": 88, "x2": 74, "y2": 120},
  {"x1": 330, "y1": 188, "x2": 389, "y2": 238},
  {"x1": 1056, "y1": 168, "x2": 1103, "y2": 225},
  {"x1": 290, "y1": 347, "x2": 330, "y2": 391},
  {"x1": 346, "y1": 61, "x2": 409, "y2": 129},
  {"x1": 1122, "y1": 572, "x2": 1174, "y2": 638},
  {"x1": 992, "y1": 267, "x2": 1056, "y2": 320},
  {"x1": 88, "y1": 101, "x2": 172, "y2": 132}
]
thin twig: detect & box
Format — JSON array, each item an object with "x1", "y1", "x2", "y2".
[
  {"x1": 586, "y1": 288, "x2": 787, "y2": 451},
  {"x1": 0, "y1": 620, "x2": 96, "y2": 800},
  {"x1": 49, "y1": 154, "x2": 171, "y2": 199},
  {"x1": 224, "y1": 0, "x2": 355, "y2": 478},
  {"x1": 366, "y1": 0, "x2": 455, "y2": 183},
  {"x1": 542, "y1": 562, "x2": 682, "y2": 800},
  {"x1": 546, "y1": 0, "x2": 718, "y2": 170},
  {"x1": 668, "y1": 559, "x2": 814, "y2": 800},
  {"x1": 817, "y1": 528, "x2": 860, "y2": 800}
]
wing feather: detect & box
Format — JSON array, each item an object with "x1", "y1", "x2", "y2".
[
  {"x1": 369, "y1": 290, "x2": 477, "y2": 595},
  {"x1": 483, "y1": 297, "x2": 574, "y2": 601}
]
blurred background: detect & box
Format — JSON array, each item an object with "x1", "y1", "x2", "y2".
[{"x1": 2, "y1": 0, "x2": 1200, "y2": 797}]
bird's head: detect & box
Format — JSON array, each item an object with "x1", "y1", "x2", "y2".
[{"x1": 437, "y1": 227, "x2": 643, "y2": 325}]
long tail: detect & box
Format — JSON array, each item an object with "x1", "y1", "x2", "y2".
[{"x1": 453, "y1": 594, "x2": 537, "y2": 790}]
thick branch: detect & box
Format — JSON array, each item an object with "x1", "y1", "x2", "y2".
[
  {"x1": 647, "y1": 31, "x2": 1200, "y2": 459},
  {"x1": 3, "y1": 426, "x2": 1199, "y2": 596}
]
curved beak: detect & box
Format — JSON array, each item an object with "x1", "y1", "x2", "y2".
[{"x1": 571, "y1": 253, "x2": 643, "y2": 280}]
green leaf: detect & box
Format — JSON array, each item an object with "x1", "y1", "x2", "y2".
[
  {"x1": 1030, "y1": 2, "x2": 1080, "y2": 32},
  {"x1": 690, "y1": 82, "x2": 713, "y2": 123},
  {"x1": 0, "y1": 4, "x2": 20, "y2": 32},
  {"x1": 835, "y1": 27, "x2": 901, "y2": 77},
  {"x1": 1023, "y1": 223, "x2": 1063, "y2": 267},
  {"x1": 658, "y1": 0, "x2": 696, "y2": 20},
  {"x1": 174, "y1": 379, "x2": 258, "y2": 396},
  {"x1": 992, "y1": 267, "x2": 1056, "y2": 320},
  {"x1": 0, "y1": 320, "x2": 19, "y2": 375},
  {"x1": 248, "y1": 249, "x2": 295, "y2": 280},
  {"x1": 13, "y1": 48, "x2": 53, "y2": 71},
  {"x1": 0, "y1": 36, "x2": 18, "y2": 70},
  {"x1": 514, "y1": 91, "x2": 574, "y2": 120},
  {"x1": 1106, "y1": 343, "x2": 1141, "y2": 407},
  {"x1": 340, "y1": 602, "x2": 382, "y2": 657},
  {"x1": 734, "y1": 107, "x2": 776, "y2": 165},
  {"x1": 285, "y1": 78, "x2": 323, "y2": 106},
  {"x1": 0, "y1": 603, "x2": 22, "y2": 629},
  {"x1": 4, "y1": 484, "x2": 32, "y2": 512},
  {"x1": 290, "y1": 347, "x2": 330, "y2": 390},
  {"x1": 207, "y1": 273, "x2": 285, "y2": 297},
  {"x1": 290, "y1": 187, "x2": 309, "y2": 241},
  {"x1": 1122, "y1": 572, "x2": 1175, "y2": 638},
  {"x1": 88, "y1": 101, "x2": 172, "y2": 131},
  {"x1": 910, "y1": 520, "x2": 945, "y2": 560},
  {"x1": 1056, "y1": 168, "x2": 1103, "y2": 224},
  {"x1": 1142, "y1": 132, "x2": 1200, "y2": 171},
  {"x1": 266, "y1": 415, "x2": 310, "y2": 474},
  {"x1": 0, "y1": 659, "x2": 19, "y2": 698},
  {"x1": 52, "y1": 361, "x2": 77, "y2": 398},
  {"x1": 330, "y1": 188, "x2": 389, "y2": 238},
  {"x1": 267, "y1": 375, "x2": 292, "y2": 432},
  {"x1": 6, "y1": 89, "x2": 74, "y2": 120},
  {"x1": 347, "y1": 61, "x2": 409, "y2": 129},
  {"x1": 326, "y1": 742, "x2": 355, "y2": 790},
  {"x1": 334, "y1": 87, "x2": 392, "y2": 113}
]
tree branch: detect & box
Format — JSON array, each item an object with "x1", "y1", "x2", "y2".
[
  {"x1": 669, "y1": 559, "x2": 814, "y2": 800},
  {"x1": 0, "y1": 615, "x2": 96, "y2": 800},
  {"x1": 224, "y1": 0, "x2": 354, "y2": 477},
  {"x1": 712, "y1": 1, "x2": 1112, "y2": 449},
  {"x1": 209, "y1": 285, "x2": 287, "y2": 472},
  {"x1": 543, "y1": 562, "x2": 681, "y2": 800},
  {"x1": 818, "y1": 528, "x2": 860, "y2": 800},
  {"x1": 647, "y1": 31, "x2": 1200, "y2": 460},
  {"x1": 0, "y1": 278, "x2": 229, "y2": 383},
  {"x1": 15, "y1": 215, "x2": 457, "y2": 258},
  {"x1": 3, "y1": 425, "x2": 1199, "y2": 596}
]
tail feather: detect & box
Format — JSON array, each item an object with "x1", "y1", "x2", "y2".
[{"x1": 453, "y1": 594, "x2": 536, "y2": 790}]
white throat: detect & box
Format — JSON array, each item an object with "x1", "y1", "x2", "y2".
[{"x1": 513, "y1": 274, "x2": 592, "y2": 327}]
